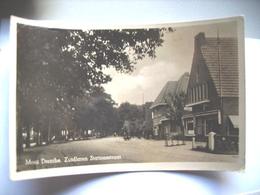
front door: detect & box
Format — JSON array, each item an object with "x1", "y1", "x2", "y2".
[{"x1": 206, "y1": 116, "x2": 219, "y2": 134}]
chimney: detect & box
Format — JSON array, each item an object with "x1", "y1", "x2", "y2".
[{"x1": 194, "y1": 32, "x2": 206, "y2": 51}]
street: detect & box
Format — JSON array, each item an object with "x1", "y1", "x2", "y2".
[{"x1": 17, "y1": 137, "x2": 239, "y2": 171}]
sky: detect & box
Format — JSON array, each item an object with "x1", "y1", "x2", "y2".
[{"x1": 102, "y1": 19, "x2": 238, "y2": 105}]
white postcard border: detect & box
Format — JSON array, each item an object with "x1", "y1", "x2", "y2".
[{"x1": 9, "y1": 16, "x2": 245, "y2": 180}]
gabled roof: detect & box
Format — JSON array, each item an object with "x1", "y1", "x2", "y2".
[
  {"x1": 199, "y1": 33, "x2": 239, "y2": 97},
  {"x1": 151, "y1": 81, "x2": 177, "y2": 109},
  {"x1": 151, "y1": 72, "x2": 189, "y2": 109},
  {"x1": 176, "y1": 72, "x2": 189, "y2": 95}
]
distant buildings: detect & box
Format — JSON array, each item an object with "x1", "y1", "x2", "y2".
[
  {"x1": 150, "y1": 73, "x2": 189, "y2": 139},
  {"x1": 182, "y1": 32, "x2": 239, "y2": 142}
]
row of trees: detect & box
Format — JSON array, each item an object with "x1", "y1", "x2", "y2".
[{"x1": 17, "y1": 24, "x2": 173, "y2": 154}]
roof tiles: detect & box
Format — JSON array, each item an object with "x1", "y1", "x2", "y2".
[{"x1": 201, "y1": 37, "x2": 239, "y2": 97}]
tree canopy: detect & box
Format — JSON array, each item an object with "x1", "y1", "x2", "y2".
[{"x1": 16, "y1": 23, "x2": 173, "y2": 151}]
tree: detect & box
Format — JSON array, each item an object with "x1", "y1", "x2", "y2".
[
  {"x1": 17, "y1": 24, "x2": 173, "y2": 153},
  {"x1": 17, "y1": 25, "x2": 66, "y2": 150},
  {"x1": 117, "y1": 102, "x2": 142, "y2": 122},
  {"x1": 117, "y1": 102, "x2": 145, "y2": 136},
  {"x1": 142, "y1": 102, "x2": 153, "y2": 138},
  {"x1": 166, "y1": 92, "x2": 186, "y2": 142},
  {"x1": 74, "y1": 87, "x2": 118, "y2": 137}
]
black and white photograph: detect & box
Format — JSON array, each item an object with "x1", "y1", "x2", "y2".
[{"x1": 10, "y1": 16, "x2": 245, "y2": 179}]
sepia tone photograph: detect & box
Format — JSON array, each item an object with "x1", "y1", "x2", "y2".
[{"x1": 10, "y1": 16, "x2": 245, "y2": 179}]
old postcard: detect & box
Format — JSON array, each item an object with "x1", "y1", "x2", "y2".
[{"x1": 9, "y1": 16, "x2": 245, "y2": 180}]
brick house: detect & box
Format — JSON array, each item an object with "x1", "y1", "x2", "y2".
[
  {"x1": 150, "y1": 73, "x2": 189, "y2": 139},
  {"x1": 182, "y1": 32, "x2": 239, "y2": 143}
]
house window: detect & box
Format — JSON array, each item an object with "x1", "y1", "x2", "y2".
[
  {"x1": 198, "y1": 85, "x2": 201, "y2": 101},
  {"x1": 196, "y1": 86, "x2": 198, "y2": 102},
  {"x1": 191, "y1": 88, "x2": 194, "y2": 103},
  {"x1": 191, "y1": 88, "x2": 193, "y2": 103},
  {"x1": 187, "y1": 121, "x2": 193, "y2": 130},
  {"x1": 205, "y1": 82, "x2": 208, "y2": 99},
  {"x1": 188, "y1": 89, "x2": 191, "y2": 104},
  {"x1": 192, "y1": 88, "x2": 195, "y2": 103},
  {"x1": 187, "y1": 89, "x2": 190, "y2": 104},
  {"x1": 191, "y1": 88, "x2": 192, "y2": 102},
  {"x1": 202, "y1": 83, "x2": 205, "y2": 100},
  {"x1": 186, "y1": 119, "x2": 194, "y2": 135},
  {"x1": 188, "y1": 83, "x2": 209, "y2": 103}
]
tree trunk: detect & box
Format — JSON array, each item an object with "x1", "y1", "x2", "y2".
[
  {"x1": 181, "y1": 122, "x2": 185, "y2": 145},
  {"x1": 47, "y1": 118, "x2": 51, "y2": 144},
  {"x1": 25, "y1": 126, "x2": 30, "y2": 148},
  {"x1": 65, "y1": 127, "x2": 68, "y2": 141},
  {"x1": 37, "y1": 129, "x2": 41, "y2": 146},
  {"x1": 17, "y1": 128, "x2": 23, "y2": 155}
]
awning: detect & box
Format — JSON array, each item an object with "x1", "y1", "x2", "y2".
[{"x1": 229, "y1": 115, "x2": 239, "y2": 128}]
